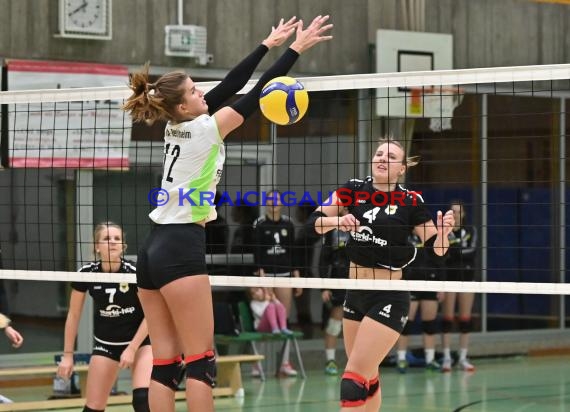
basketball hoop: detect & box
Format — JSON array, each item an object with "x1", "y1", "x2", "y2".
[{"x1": 407, "y1": 86, "x2": 464, "y2": 132}]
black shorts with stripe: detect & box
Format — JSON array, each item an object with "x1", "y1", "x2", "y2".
[{"x1": 92, "y1": 336, "x2": 151, "y2": 362}]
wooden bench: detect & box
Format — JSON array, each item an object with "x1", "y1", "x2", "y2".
[{"x1": 0, "y1": 354, "x2": 264, "y2": 411}]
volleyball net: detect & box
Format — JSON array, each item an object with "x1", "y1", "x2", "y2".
[{"x1": 0, "y1": 62, "x2": 569, "y2": 351}]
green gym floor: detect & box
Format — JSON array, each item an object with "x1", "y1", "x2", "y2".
[{"x1": 1, "y1": 355, "x2": 569, "y2": 411}]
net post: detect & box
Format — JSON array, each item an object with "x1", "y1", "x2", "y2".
[
  {"x1": 480, "y1": 93, "x2": 488, "y2": 334},
  {"x1": 559, "y1": 97, "x2": 566, "y2": 329}
]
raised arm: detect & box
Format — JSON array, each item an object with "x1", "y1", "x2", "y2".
[
  {"x1": 309, "y1": 191, "x2": 360, "y2": 235},
  {"x1": 414, "y1": 210, "x2": 454, "y2": 257},
  {"x1": 213, "y1": 15, "x2": 333, "y2": 138},
  {"x1": 205, "y1": 17, "x2": 298, "y2": 113}
]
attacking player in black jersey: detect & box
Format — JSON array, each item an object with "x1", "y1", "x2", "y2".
[
  {"x1": 58, "y1": 222, "x2": 152, "y2": 412},
  {"x1": 308, "y1": 139, "x2": 454, "y2": 411}
]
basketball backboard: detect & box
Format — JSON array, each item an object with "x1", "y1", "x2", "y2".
[{"x1": 376, "y1": 29, "x2": 453, "y2": 118}]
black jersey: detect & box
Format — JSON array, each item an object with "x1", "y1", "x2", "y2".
[
  {"x1": 293, "y1": 225, "x2": 320, "y2": 277},
  {"x1": 253, "y1": 215, "x2": 295, "y2": 274},
  {"x1": 339, "y1": 178, "x2": 432, "y2": 270},
  {"x1": 447, "y1": 226, "x2": 477, "y2": 269},
  {"x1": 404, "y1": 234, "x2": 443, "y2": 281},
  {"x1": 319, "y1": 229, "x2": 350, "y2": 279},
  {"x1": 72, "y1": 259, "x2": 143, "y2": 345}
]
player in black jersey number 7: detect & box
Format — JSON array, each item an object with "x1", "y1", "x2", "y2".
[
  {"x1": 58, "y1": 222, "x2": 152, "y2": 412},
  {"x1": 308, "y1": 139, "x2": 454, "y2": 411},
  {"x1": 123, "y1": 16, "x2": 332, "y2": 412}
]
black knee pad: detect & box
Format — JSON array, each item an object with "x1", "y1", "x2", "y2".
[
  {"x1": 401, "y1": 321, "x2": 413, "y2": 336},
  {"x1": 132, "y1": 387, "x2": 150, "y2": 412},
  {"x1": 151, "y1": 355, "x2": 184, "y2": 391},
  {"x1": 340, "y1": 371, "x2": 369, "y2": 407},
  {"x1": 367, "y1": 375, "x2": 380, "y2": 399},
  {"x1": 83, "y1": 407, "x2": 104, "y2": 412},
  {"x1": 422, "y1": 320, "x2": 438, "y2": 335},
  {"x1": 459, "y1": 317, "x2": 472, "y2": 333},
  {"x1": 441, "y1": 317, "x2": 453, "y2": 333},
  {"x1": 185, "y1": 350, "x2": 216, "y2": 388}
]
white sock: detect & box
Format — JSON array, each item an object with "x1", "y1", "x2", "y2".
[
  {"x1": 325, "y1": 349, "x2": 335, "y2": 361},
  {"x1": 443, "y1": 348, "x2": 451, "y2": 360},
  {"x1": 425, "y1": 348, "x2": 435, "y2": 364},
  {"x1": 459, "y1": 348, "x2": 468, "y2": 361},
  {"x1": 281, "y1": 340, "x2": 291, "y2": 364},
  {"x1": 397, "y1": 350, "x2": 407, "y2": 361}
]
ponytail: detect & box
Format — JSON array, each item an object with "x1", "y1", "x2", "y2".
[{"x1": 123, "y1": 62, "x2": 187, "y2": 124}]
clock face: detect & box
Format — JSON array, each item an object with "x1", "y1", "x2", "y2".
[{"x1": 64, "y1": 0, "x2": 107, "y2": 34}]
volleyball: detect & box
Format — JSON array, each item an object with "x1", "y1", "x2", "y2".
[{"x1": 259, "y1": 76, "x2": 309, "y2": 125}]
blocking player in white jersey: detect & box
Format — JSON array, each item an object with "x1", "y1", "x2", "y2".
[{"x1": 123, "y1": 16, "x2": 332, "y2": 412}]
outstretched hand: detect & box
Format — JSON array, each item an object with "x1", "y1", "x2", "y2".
[
  {"x1": 262, "y1": 17, "x2": 298, "y2": 49},
  {"x1": 437, "y1": 210, "x2": 455, "y2": 238},
  {"x1": 289, "y1": 15, "x2": 333, "y2": 54}
]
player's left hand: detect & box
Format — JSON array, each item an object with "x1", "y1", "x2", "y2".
[
  {"x1": 262, "y1": 17, "x2": 298, "y2": 48},
  {"x1": 437, "y1": 210, "x2": 455, "y2": 237}
]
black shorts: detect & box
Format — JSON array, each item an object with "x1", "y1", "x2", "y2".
[
  {"x1": 410, "y1": 291, "x2": 438, "y2": 301},
  {"x1": 92, "y1": 336, "x2": 151, "y2": 362},
  {"x1": 445, "y1": 266, "x2": 475, "y2": 282},
  {"x1": 343, "y1": 290, "x2": 410, "y2": 333},
  {"x1": 137, "y1": 223, "x2": 208, "y2": 290}
]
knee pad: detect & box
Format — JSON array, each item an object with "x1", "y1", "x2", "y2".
[
  {"x1": 367, "y1": 375, "x2": 380, "y2": 399},
  {"x1": 82, "y1": 407, "x2": 104, "y2": 412},
  {"x1": 340, "y1": 371, "x2": 369, "y2": 407},
  {"x1": 459, "y1": 317, "x2": 472, "y2": 333},
  {"x1": 401, "y1": 321, "x2": 413, "y2": 336},
  {"x1": 422, "y1": 320, "x2": 438, "y2": 335},
  {"x1": 132, "y1": 387, "x2": 150, "y2": 412},
  {"x1": 441, "y1": 317, "x2": 453, "y2": 334},
  {"x1": 325, "y1": 318, "x2": 342, "y2": 337},
  {"x1": 185, "y1": 350, "x2": 216, "y2": 388},
  {"x1": 151, "y1": 355, "x2": 184, "y2": 391}
]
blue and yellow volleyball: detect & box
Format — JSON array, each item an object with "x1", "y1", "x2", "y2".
[{"x1": 259, "y1": 76, "x2": 309, "y2": 125}]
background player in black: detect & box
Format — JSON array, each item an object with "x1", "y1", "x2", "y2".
[
  {"x1": 253, "y1": 189, "x2": 300, "y2": 377},
  {"x1": 441, "y1": 200, "x2": 478, "y2": 372},
  {"x1": 293, "y1": 202, "x2": 320, "y2": 337},
  {"x1": 57, "y1": 222, "x2": 152, "y2": 412},
  {"x1": 229, "y1": 198, "x2": 258, "y2": 277},
  {"x1": 309, "y1": 139, "x2": 454, "y2": 411},
  {"x1": 319, "y1": 207, "x2": 350, "y2": 376},
  {"x1": 205, "y1": 191, "x2": 229, "y2": 276},
  {"x1": 254, "y1": 190, "x2": 300, "y2": 311},
  {"x1": 396, "y1": 234, "x2": 443, "y2": 373}
]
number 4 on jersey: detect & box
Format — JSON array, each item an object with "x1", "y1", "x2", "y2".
[{"x1": 362, "y1": 207, "x2": 380, "y2": 224}]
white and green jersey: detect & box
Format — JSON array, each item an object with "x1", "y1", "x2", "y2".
[{"x1": 149, "y1": 114, "x2": 225, "y2": 224}]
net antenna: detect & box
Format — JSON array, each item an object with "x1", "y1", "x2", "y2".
[{"x1": 408, "y1": 85, "x2": 465, "y2": 132}]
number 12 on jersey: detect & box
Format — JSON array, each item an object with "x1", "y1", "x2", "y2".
[{"x1": 163, "y1": 144, "x2": 181, "y2": 183}]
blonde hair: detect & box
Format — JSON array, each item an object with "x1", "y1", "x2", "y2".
[
  {"x1": 376, "y1": 138, "x2": 420, "y2": 168},
  {"x1": 93, "y1": 221, "x2": 126, "y2": 259},
  {"x1": 122, "y1": 62, "x2": 188, "y2": 124}
]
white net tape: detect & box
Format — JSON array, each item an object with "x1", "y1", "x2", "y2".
[
  {"x1": 2, "y1": 63, "x2": 570, "y2": 104},
  {"x1": 0, "y1": 270, "x2": 568, "y2": 295}
]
